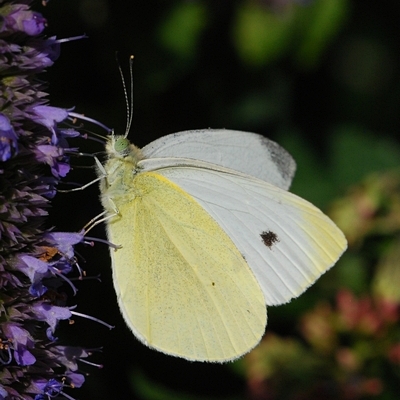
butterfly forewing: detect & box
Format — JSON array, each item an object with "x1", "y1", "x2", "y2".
[
  {"x1": 141, "y1": 129, "x2": 296, "y2": 190},
  {"x1": 152, "y1": 165, "x2": 347, "y2": 306}
]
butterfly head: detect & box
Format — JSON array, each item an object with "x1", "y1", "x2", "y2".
[
  {"x1": 105, "y1": 134, "x2": 143, "y2": 165},
  {"x1": 114, "y1": 136, "x2": 131, "y2": 156}
]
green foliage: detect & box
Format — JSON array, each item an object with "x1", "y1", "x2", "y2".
[
  {"x1": 232, "y1": 0, "x2": 349, "y2": 68},
  {"x1": 283, "y1": 126, "x2": 400, "y2": 207},
  {"x1": 158, "y1": 2, "x2": 208, "y2": 61},
  {"x1": 232, "y1": 3, "x2": 296, "y2": 66},
  {"x1": 295, "y1": 0, "x2": 349, "y2": 68}
]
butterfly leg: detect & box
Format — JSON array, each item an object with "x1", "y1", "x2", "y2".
[
  {"x1": 58, "y1": 156, "x2": 106, "y2": 193},
  {"x1": 82, "y1": 198, "x2": 120, "y2": 235}
]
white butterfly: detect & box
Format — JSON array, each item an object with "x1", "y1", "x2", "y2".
[{"x1": 97, "y1": 129, "x2": 347, "y2": 362}]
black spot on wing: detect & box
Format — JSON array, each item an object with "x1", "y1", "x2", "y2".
[{"x1": 260, "y1": 230, "x2": 279, "y2": 249}]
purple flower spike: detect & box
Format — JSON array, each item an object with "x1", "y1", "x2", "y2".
[{"x1": 0, "y1": 1, "x2": 106, "y2": 398}]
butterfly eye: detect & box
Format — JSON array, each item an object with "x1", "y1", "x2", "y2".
[{"x1": 114, "y1": 137, "x2": 130, "y2": 155}]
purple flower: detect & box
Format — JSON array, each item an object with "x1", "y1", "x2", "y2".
[
  {"x1": 31, "y1": 303, "x2": 72, "y2": 335},
  {"x1": 2, "y1": 324, "x2": 36, "y2": 366},
  {"x1": 0, "y1": 4, "x2": 46, "y2": 36},
  {"x1": 65, "y1": 372, "x2": 85, "y2": 389},
  {"x1": 17, "y1": 255, "x2": 53, "y2": 296},
  {"x1": 33, "y1": 144, "x2": 71, "y2": 178},
  {"x1": 0, "y1": 1, "x2": 106, "y2": 399},
  {"x1": 31, "y1": 105, "x2": 69, "y2": 144},
  {"x1": 0, "y1": 113, "x2": 18, "y2": 161},
  {"x1": 33, "y1": 379, "x2": 63, "y2": 399},
  {"x1": 44, "y1": 232, "x2": 84, "y2": 256},
  {"x1": 52, "y1": 346, "x2": 91, "y2": 372},
  {"x1": 0, "y1": 385, "x2": 8, "y2": 398}
]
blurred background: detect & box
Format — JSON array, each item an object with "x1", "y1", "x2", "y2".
[{"x1": 42, "y1": 0, "x2": 400, "y2": 399}]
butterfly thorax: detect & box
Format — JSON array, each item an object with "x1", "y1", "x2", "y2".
[{"x1": 99, "y1": 135, "x2": 145, "y2": 213}]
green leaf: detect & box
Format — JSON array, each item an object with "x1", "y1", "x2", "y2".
[
  {"x1": 295, "y1": 0, "x2": 349, "y2": 68},
  {"x1": 158, "y1": 3, "x2": 208, "y2": 60},
  {"x1": 233, "y1": 3, "x2": 295, "y2": 67},
  {"x1": 331, "y1": 125, "x2": 400, "y2": 189}
]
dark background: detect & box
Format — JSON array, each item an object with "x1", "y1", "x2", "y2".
[{"x1": 40, "y1": 1, "x2": 400, "y2": 399}]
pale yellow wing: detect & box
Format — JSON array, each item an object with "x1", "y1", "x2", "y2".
[{"x1": 106, "y1": 171, "x2": 266, "y2": 362}]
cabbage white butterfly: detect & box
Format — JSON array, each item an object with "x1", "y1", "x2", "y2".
[{"x1": 97, "y1": 129, "x2": 346, "y2": 362}]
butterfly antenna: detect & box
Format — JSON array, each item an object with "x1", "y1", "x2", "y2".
[
  {"x1": 116, "y1": 53, "x2": 134, "y2": 138},
  {"x1": 127, "y1": 55, "x2": 134, "y2": 137},
  {"x1": 124, "y1": 56, "x2": 134, "y2": 137}
]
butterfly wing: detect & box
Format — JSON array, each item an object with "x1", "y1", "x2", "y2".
[
  {"x1": 102, "y1": 130, "x2": 345, "y2": 362},
  {"x1": 106, "y1": 171, "x2": 266, "y2": 362},
  {"x1": 141, "y1": 129, "x2": 296, "y2": 190},
  {"x1": 138, "y1": 160, "x2": 347, "y2": 306}
]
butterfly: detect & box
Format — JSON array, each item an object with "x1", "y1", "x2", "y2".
[{"x1": 96, "y1": 128, "x2": 347, "y2": 362}]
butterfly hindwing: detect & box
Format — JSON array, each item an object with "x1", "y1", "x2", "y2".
[{"x1": 106, "y1": 171, "x2": 266, "y2": 362}]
